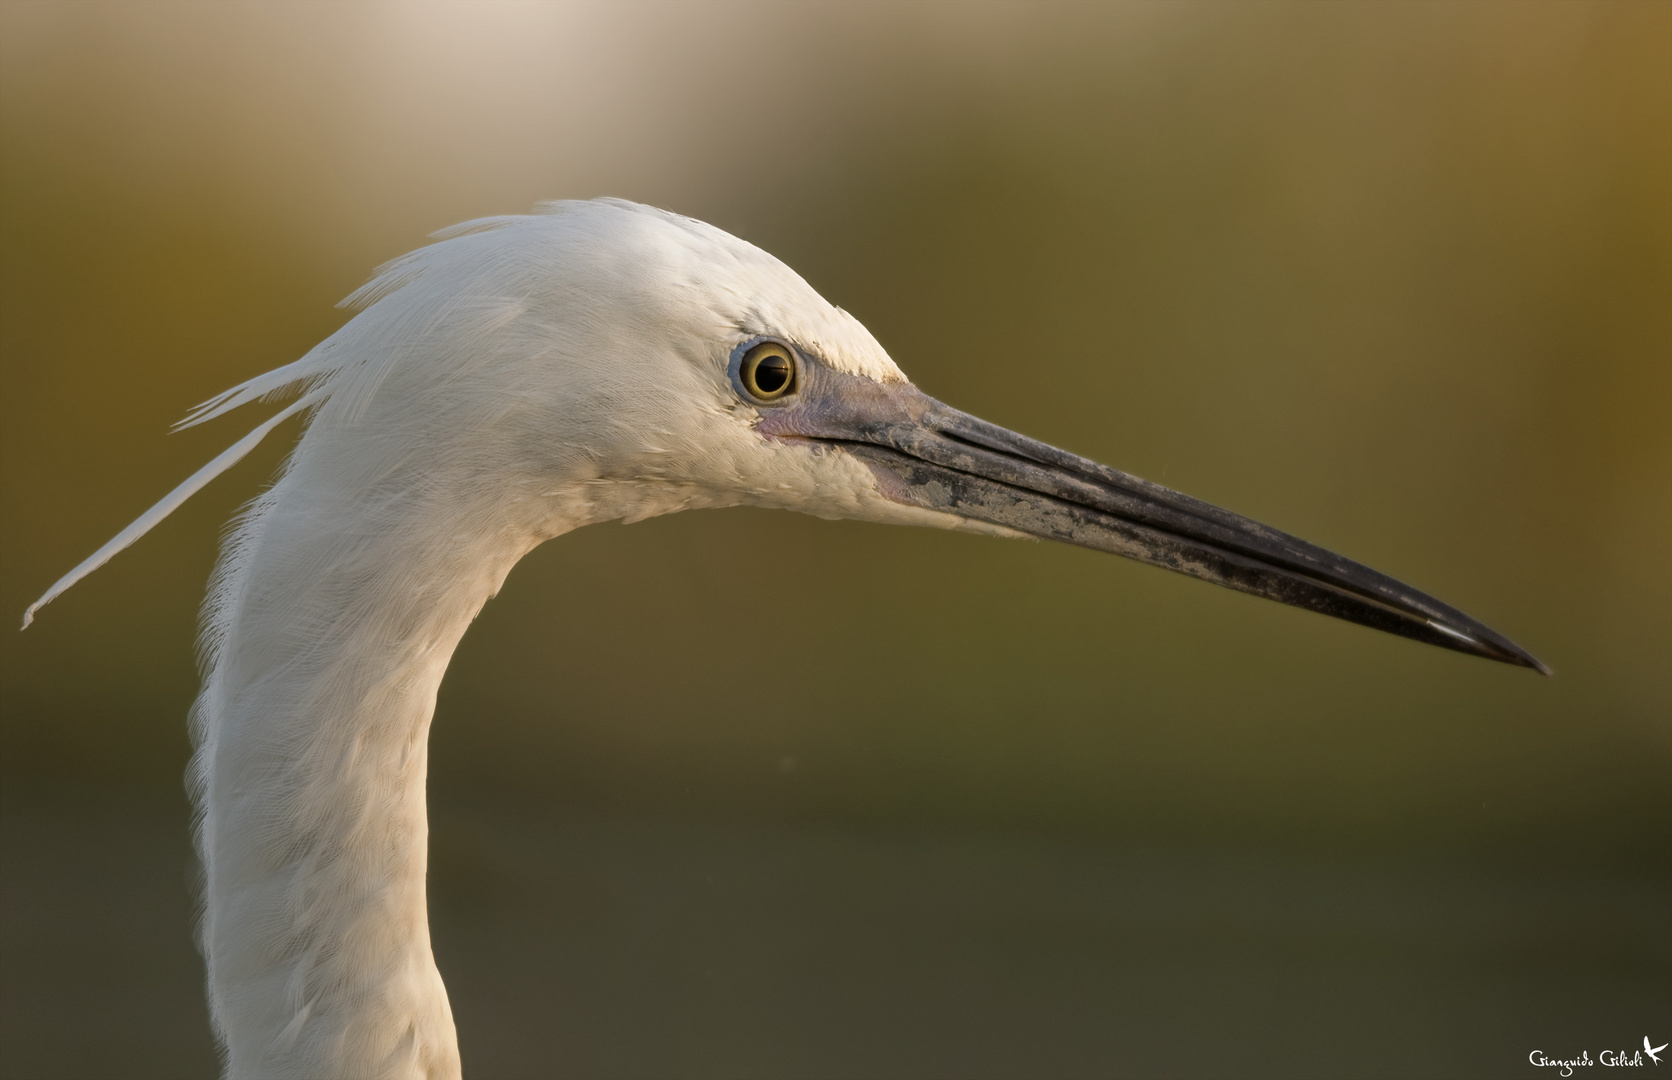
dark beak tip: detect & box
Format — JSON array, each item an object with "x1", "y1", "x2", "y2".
[
  {"x1": 1482, "y1": 635, "x2": 1550, "y2": 676},
  {"x1": 1444, "y1": 623, "x2": 1549, "y2": 675}
]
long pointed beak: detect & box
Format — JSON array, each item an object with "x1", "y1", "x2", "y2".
[{"x1": 758, "y1": 371, "x2": 1548, "y2": 673}]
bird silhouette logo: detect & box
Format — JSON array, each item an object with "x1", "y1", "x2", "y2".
[{"x1": 1647, "y1": 1037, "x2": 1668, "y2": 1065}]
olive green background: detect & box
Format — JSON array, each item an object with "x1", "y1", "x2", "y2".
[{"x1": 2, "y1": 3, "x2": 1667, "y2": 1078}]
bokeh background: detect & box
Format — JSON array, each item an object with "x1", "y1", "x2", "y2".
[{"x1": 2, "y1": 2, "x2": 1667, "y2": 1077}]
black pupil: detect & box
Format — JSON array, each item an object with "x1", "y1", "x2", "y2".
[{"x1": 754, "y1": 354, "x2": 791, "y2": 393}]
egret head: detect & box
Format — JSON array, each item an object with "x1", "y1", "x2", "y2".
[
  {"x1": 23, "y1": 198, "x2": 1546, "y2": 672},
  {"x1": 396, "y1": 199, "x2": 1534, "y2": 670}
]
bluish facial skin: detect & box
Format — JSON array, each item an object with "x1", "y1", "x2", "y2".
[{"x1": 742, "y1": 338, "x2": 1547, "y2": 673}]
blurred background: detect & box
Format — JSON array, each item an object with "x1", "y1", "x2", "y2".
[{"x1": 1, "y1": 2, "x2": 1667, "y2": 1077}]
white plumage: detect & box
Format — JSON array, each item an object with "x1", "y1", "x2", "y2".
[
  {"x1": 24, "y1": 197, "x2": 1543, "y2": 1079},
  {"x1": 30, "y1": 200, "x2": 993, "y2": 1077}
]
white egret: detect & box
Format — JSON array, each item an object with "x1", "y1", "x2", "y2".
[{"x1": 23, "y1": 198, "x2": 1545, "y2": 1079}]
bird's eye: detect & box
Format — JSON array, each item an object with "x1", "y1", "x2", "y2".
[{"x1": 739, "y1": 341, "x2": 797, "y2": 402}]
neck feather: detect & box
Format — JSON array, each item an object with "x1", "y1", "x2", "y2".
[{"x1": 191, "y1": 442, "x2": 543, "y2": 1080}]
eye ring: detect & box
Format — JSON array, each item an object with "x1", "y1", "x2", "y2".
[{"x1": 737, "y1": 340, "x2": 798, "y2": 402}]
